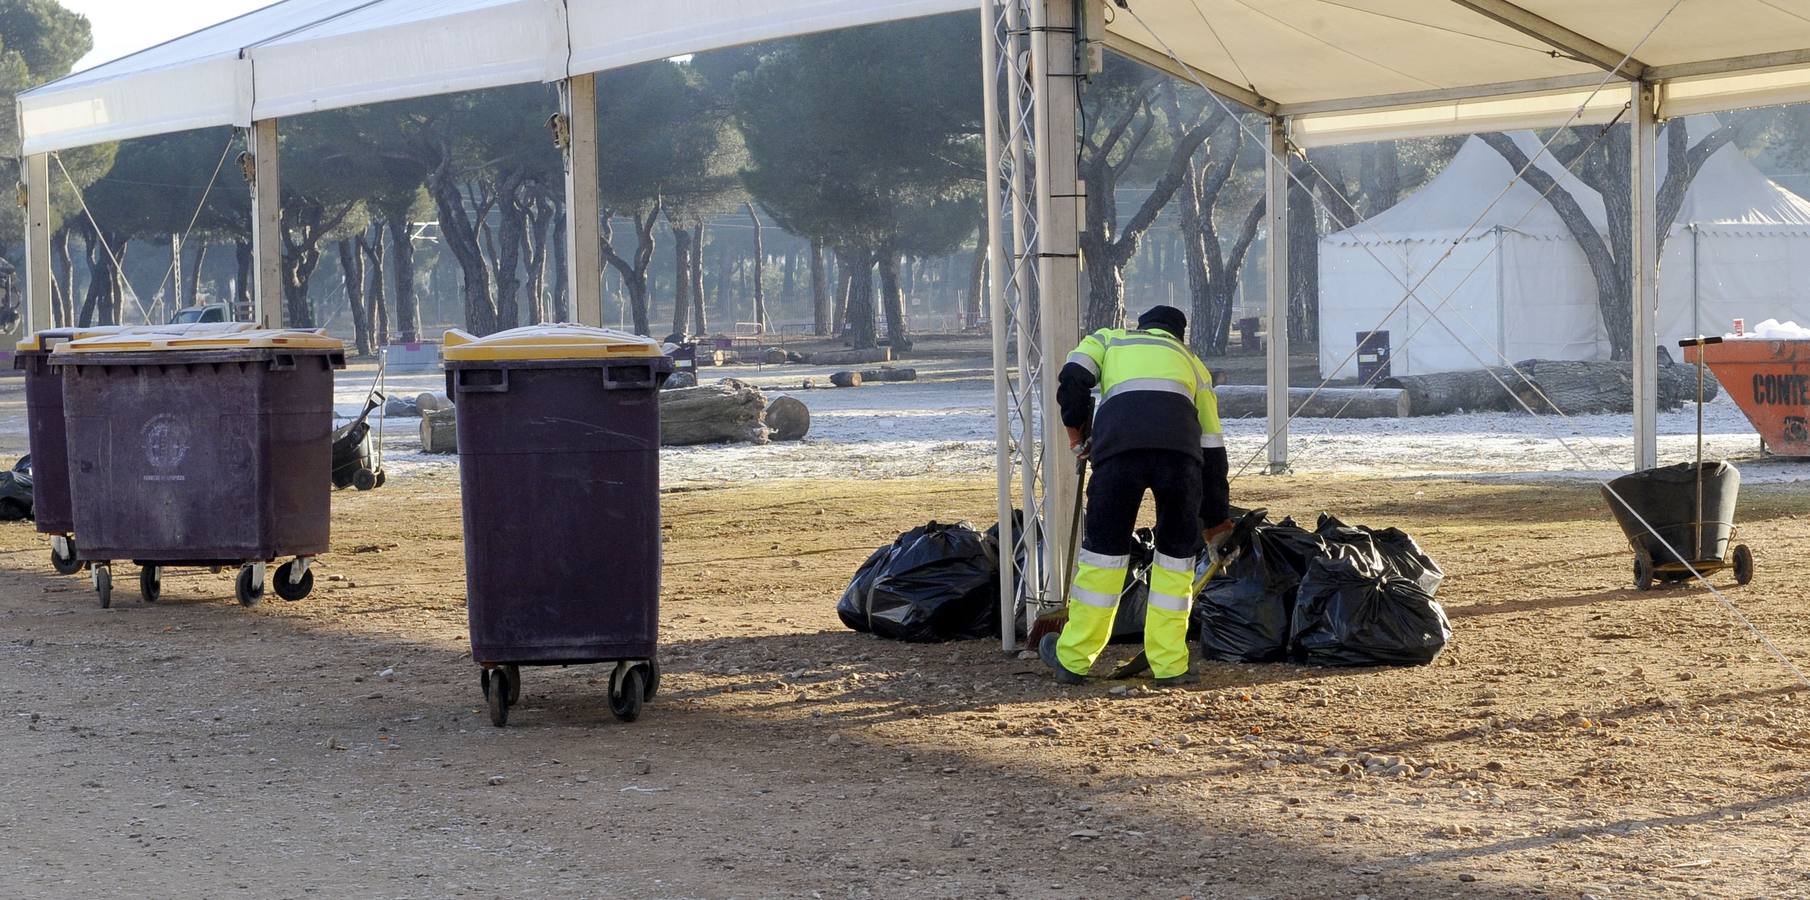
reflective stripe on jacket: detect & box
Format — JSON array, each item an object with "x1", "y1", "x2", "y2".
[{"x1": 1066, "y1": 326, "x2": 1222, "y2": 461}]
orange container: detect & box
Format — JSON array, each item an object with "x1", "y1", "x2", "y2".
[{"x1": 1685, "y1": 338, "x2": 1810, "y2": 456}]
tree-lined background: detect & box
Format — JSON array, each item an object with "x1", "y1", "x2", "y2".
[{"x1": 7, "y1": 2, "x2": 1810, "y2": 361}]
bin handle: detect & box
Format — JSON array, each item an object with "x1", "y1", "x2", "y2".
[
  {"x1": 455, "y1": 367, "x2": 510, "y2": 393},
  {"x1": 601, "y1": 363, "x2": 657, "y2": 391},
  {"x1": 268, "y1": 354, "x2": 297, "y2": 371}
]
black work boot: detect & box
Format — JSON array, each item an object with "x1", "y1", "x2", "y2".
[
  {"x1": 1039, "y1": 633, "x2": 1088, "y2": 685},
  {"x1": 1151, "y1": 669, "x2": 1198, "y2": 688}
]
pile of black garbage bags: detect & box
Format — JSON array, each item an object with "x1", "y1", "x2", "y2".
[
  {"x1": 1194, "y1": 513, "x2": 1450, "y2": 667},
  {"x1": 836, "y1": 511, "x2": 1451, "y2": 668}
]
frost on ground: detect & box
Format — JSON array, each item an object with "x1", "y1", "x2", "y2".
[{"x1": 336, "y1": 363, "x2": 1808, "y2": 487}]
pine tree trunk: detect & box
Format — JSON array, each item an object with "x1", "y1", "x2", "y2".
[
  {"x1": 841, "y1": 248, "x2": 878, "y2": 350},
  {"x1": 387, "y1": 218, "x2": 419, "y2": 340},
  {"x1": 810, "y1": 236, "x2": 831, "y2": 336},
  {"x1": 51, "y1": 227, "x2": 73, "y2": 327},
  {"x1": 671, "y1": 226, "x2": 692, "y2": 339},
  {"x1": 690, "y1": 219, "x2": 708, "y2": 335},
  {"x1": 338, "y1": 238, "x2": 370, "y2": 357},
  {"x1": 234, "y1": 239, "x2": 253, "y2": 316},
  {"x1": 877, "y1": 248, "x2": 910, "y2": 352},
  {"x1": 746, "y1": 202, "x2": 767, "y2": 331},
  {"x1": 183, "y1": 241, "x2": 207, "y2": 312}
]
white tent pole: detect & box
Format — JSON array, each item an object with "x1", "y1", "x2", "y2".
[
  {"x1": 1003, "y1": 0, "x2": 1041, "y2": 633},
  {"x1": 249, "y1": 119, "x2": 283, "y2": 327},
  {"x1": 979, "y1": 0, "x2": 1017, "y2": 653},
  {"x1": 1632, "y1": 83, "x2": 1660, "y2": 470},
  {"x1": 23, "y1": 153, "x2": 52, "y2": 334},
  {"x1": 1265, "y1": 117, "x2": 1292, "y2": 474},
  {"x1": 1031, "y1": 0, "x2": 1082, "y2": 608},
  {"x1": 561, "y1": 73, "x2": 603, "y2": 328}
]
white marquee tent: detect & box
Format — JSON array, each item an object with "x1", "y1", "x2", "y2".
[
  {"x1": 1656, "y1": 120, "x2": 1810, "y2": 348},
  {"x1": 1317, "y1": 132, "x2": 1612, "y2": 378},
  {"x1": 1319, "y1": 118, "x2": 1810, "y2": 379}
]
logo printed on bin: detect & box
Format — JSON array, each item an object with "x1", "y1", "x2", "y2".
[{"x1": 141, "y1": 413, "x2": 191, "y2": 480}]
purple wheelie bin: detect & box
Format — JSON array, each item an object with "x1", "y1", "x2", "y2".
[
  {"x1": 16, "y1": 323, "x2": 257, "y2": 577},
  {"x1": 443, "y1": 325, "x2": 671, "y2": 727},
  {"x1": 16, "y1": 327, "x2": 117, "y2": 575},
  {"x1": 50, "y1": 328, "x2": 345, "y2": 608}
]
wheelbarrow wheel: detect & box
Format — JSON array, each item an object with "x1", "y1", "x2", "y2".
[
  {"x1": 273, "y1": 560, "x2": 313, "y2": 602},
  {"x1": 95, "y1": 565, "x2": 111, "y2": 609},
  {"x1": 353, "y1": 468, "x2": 377, "y2": 491},
  {"x1": 1733, "y1": 544, "x2": 1754, "y2": 585},
  {"x1": 610, "y1": 667, "x2": 645, "y2": 723},
  {"x1": 486, "y1": 668, "x2": 511, "y2": 727},
  {"x1": 1633, "y1": 554, "x2": 1654, "y2": 592},
  {"x1": 140, "y1": 566, "x2": 160, "y2": 604},
  {"x1": 235, "y1": 565, "x2": 265, "y2": 607},
  {"x1": 51, "y1": 539, "x2": 81, "y2": 575}
]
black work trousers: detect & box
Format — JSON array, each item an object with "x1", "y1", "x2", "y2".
[{"x1": 1081, "y1": 448, "x2": 1204, "y2": 560}]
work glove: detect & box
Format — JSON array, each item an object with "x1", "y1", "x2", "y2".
[
  {"x1": 1066, "y1": 426, "x2": 1091, "y2": 460},
  {"x1": 1202, "y1": 518, "x2": 1235, "y2": 562}
]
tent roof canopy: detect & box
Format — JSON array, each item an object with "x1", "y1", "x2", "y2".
[{"x1": 19, "y1": 0, "x2": 1810, "y2": 155}]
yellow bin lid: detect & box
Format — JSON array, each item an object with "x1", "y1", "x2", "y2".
[
  {"x1": 443, "y1": 324, "x2": 664, "y2": 361},
  {"x1": 17, "y1": 322, "x2": 261, "y2": 352},
  {"x1": 62, "y1": 325, "x2": 341, "y2": 354}
]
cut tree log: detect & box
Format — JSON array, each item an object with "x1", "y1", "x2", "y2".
[
  {"x1": 830, "y1": 371, "x2": 863, "y2": 388},
  {"x1": 1513, "y1": 359, "x2": 1719, "y2": 414},
  {"x1": 807, "y1": 347, "x2": 891, "y2": 366},
  {"x1": 762, "y1": 347, "x2": 788, "y2": 365},
  {"x1": 420, "y1": 408, "x2": 457, "y2": 454},
  {"x1": 1383, "y1": 359, "x2": 1722, "y2": 416},
  {"x1": 1214, "y1": 385, "x2": 1410, "y2": 419},
  {"x1": 1380, "y1": 368, "x2": 1520, "y2": 416},
  {"x1": 766, "y1": 396, "x2": 811, "y2": 441},
  {"x1": 660, "y1": 379, "x2": 769, "y2": 445},
  {"x1": 858, "y1": 366, "x2": 917, "y2": 383}
]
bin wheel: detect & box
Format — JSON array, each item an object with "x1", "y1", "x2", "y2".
[
  {"x1": 373, "y1": 470, "x2": 386, "y2": 489},
  {"x1": 95, "y1": 566, "x2": 112, "y2": 609},
  {"x1": 273, "y1": 561, "x2": 313, "y2": 602},
  {"x1": 503, "y1": 664, "x2": 521, "y2": 705},
  {"x1": 353, "y1": 469, "x2": 377, "y2": 491},
  {"x1": 1633, "y1": 555, "x2": 1654, "y2": 592},
  {"x1": 486, "y1": 668, "x2": 512, "y2": 727},
  {"x1": 643, "y1": 657, "x2": 660, "y2": 702},
  {"x1": 140, "y1": 566, "x2": 160, "y2": 604},
  {"x1": 610, "y1": 667, "x2": 646, "y2": 723},
  {"x1": 235, "y1": 565, "x2": 265, "y2": 607},
  {"x1": 51, "y1": 540, "x2": 81, "y2": 576},
  {"x1": 1733, "y1": 544, "x2": 1754, "y2": 585}
]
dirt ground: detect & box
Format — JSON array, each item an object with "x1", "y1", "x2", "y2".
[{"x1": 2, "y1": 471, "x2": 1808, "y2": 899}]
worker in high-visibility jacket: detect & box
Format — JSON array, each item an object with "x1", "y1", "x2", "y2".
[{"x1": 1040, "y1": 305, "x2": 1231, "y2": 686}]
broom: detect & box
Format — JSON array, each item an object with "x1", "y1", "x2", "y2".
[{"x1": 1026, "y1": 451, "x2": 1088, "y2": 646}]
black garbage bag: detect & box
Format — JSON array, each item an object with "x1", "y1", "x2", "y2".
[
  {"x1": 1289, "y1": 555, "x2": 1451, "y2": 667},
  {"x1": 1315, "y1": 514, "x2": 1443, "y2": 594},
  {"x1": 840, "y1": 522, "x2": 1002, "y2": 642},
  {"x1": 1193, "y1": 517, "x2": 1325, "y2": 662},
  {"x1": 0, "y1": 455, "x2": 33, "y2": 521}
]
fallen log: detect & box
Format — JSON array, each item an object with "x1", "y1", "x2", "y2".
[
  {"x1": 420, "y1": 408, "x2": 458, "y2": 454},
  {"x1": 830, "y1": 371, "x2": 863, "y2": 388},
  {"x1": 807, "y1": 347, "x2": 891, "y2": 366},
  {"x1": 1514, "y1": 359, "x2": 1719, "y2": 414},
  {"x1": 660, "y1": 379, "x2": 769, "y2": 445},
  {"x1": 1380, "y1": 368, "x2": 1520, "y2": 416},
  {"x1": 858, "y1": 366, "x2": 917, "y2": 383},
  {"x1": 766, "y1": 396, "x2": 811, "y2": 441},
  {"x1": 1383, "y1": 359, "x2": 1723, "y2": 416},
  {"x1": 1214, "y1": 385, "x2": 1410, "y2": 419}
]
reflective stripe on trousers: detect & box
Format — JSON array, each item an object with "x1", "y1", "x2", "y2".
[
  {"x1": 1146, "y1": 553, "x2": 1196, "y2": 680},
  {"x1": 1055, "y1": 555, "x2": 1128, "y2": 675}
]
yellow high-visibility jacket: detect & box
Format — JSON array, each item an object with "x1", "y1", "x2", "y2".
[{"x1": 1058, "y1": 326, "x2": 1222, "y2": 463}]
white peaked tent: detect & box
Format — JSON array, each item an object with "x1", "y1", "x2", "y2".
[
  {"x1": 1657, "y1": 118, "x2": 1810, "y2": 348},
  {"x1": 1318, "y1": 132, "x2": 1613, "y2": 379}
]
